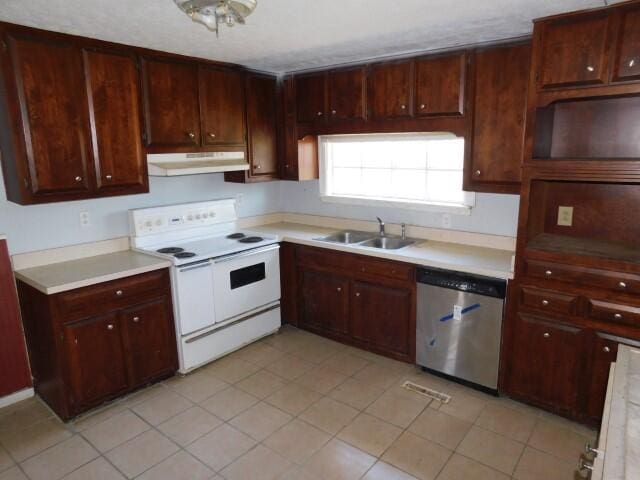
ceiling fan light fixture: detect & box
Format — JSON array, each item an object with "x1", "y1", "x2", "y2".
[{"x1": 174, "y1": 0, "x2": 257, "y2": 36}]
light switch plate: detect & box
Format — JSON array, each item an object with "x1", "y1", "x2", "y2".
[{"x1": 557, "y1": 206, "x2": 574, "y2": 227}]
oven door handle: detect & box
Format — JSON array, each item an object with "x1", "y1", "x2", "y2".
[
  {"x1": 178, "y1": 260, "x2": 212, "y2": 273},
  {"x1": 213, "y1": 244, "x2": 280, "y2": 264}
]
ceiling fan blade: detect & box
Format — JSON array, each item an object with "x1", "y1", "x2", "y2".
[{"x1": 227, "y1": 4, "x2": 247, "y2": 23}]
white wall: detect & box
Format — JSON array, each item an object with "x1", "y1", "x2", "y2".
[
  {"x1": 0, "y1": 170, "x2": 281, "y2": 255},
  {"x1": 280, "y1": 180, "x2": 520, "y2": 237}
]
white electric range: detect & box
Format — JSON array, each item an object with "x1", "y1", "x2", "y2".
[{"x1": 130, "y1": 199, "x2": 281, "y2": 373}]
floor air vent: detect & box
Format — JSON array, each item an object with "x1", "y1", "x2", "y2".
[{"x1": 402, "y1": 381, "x2": 452, "y2": 404}]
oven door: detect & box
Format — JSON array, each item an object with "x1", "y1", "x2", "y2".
[
  {"x1": 175, "y1": 260, "x2": 216, "y2": 336},
  {"x1": 212, "y1": 244, "x2": 281, "y2": 322}
]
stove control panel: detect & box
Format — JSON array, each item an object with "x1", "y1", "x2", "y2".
[{"x1": 130, "y1": 200, "x2": 237, "y2": 236}]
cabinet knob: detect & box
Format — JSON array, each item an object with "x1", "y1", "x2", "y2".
[
  {"x1": 474, "y1": 170, "x2": 481, "y2": 176},
  {"x1": 586, "y1": 65, "x2": 595, "y2": 72},
  {"x1": 585, "y1": 442, "x2": 602, "y2": 456},
  {"x1": 336, "y1": 287, "x2": 342, "y2": 292},
  {"x1": 618, "y1": 281, "x2": 627, "y2": 289},
  {"x1": 420, "y1": 104, "x2": 426, "y2": 109},
  {"x1": 331, "y1": 110, "x2": 337, "y2": 115},
  {"x1": 208, "y1": 132, "x2": 216, "y2": 138},
  {"x1": 187, "y1": 132, "x2": 196, "y2": 139},
  {"x1": 107, "y1": 324, "x2": 114, "y2": 330},
  {"x1": 541, "y1": 299, "x2": 549, "y2": 306},
  {"x1": 115, "y1": 290, "x2": 124, "y2": 297},
  {"x1": 629, "y1": 59, "x2": 636, "y2": 68},
  {"x1": 400, "y1": 104, "x2": 406, "y2": 110},
  {"x1": 133, "y1": 316, "x2": 140, "y2": 323},
  {"x1": 256, "y1": 165, "x2": 262, "y2": 170},
  {"x1": 545, "y1": 270, "x2": 553, "y2": 277},
  {"x1": 355, "y1": 292, "x2": 361, "y2": 297},
  {"x1": 284, "y1": 164, "x2": 290, "y2": 169},
  {"x1": 603, "y1": 346, "x2": 611, "y2": 353},
  {"x1": 543, "y1": 332, "x2": 550, "y2": 338},
  {"x1": 614, "y1": 313, "x2": 623, "y2": 320},
  {"x1": 317, "y1": 111, "x2": 323, "y2": 116},
  {"x1": 75, "y1": 176, "x2": 82, "y2": 182},
  {"x1": 105, "y1": 174, "x2": 112, "y2": 180},
  {"x1": 579, "y1": 458, "x2": 594, "y2": 472}
]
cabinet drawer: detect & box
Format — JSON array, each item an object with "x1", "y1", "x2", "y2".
[
  {"x1": 297, "y1": 246, "x2": 413, "y2": 282},
  {"x1": 519, "y1": 286, "x2": 578, "y2": 316},
  {"x1": 587, "y1": 299, "x2": 640, "y2": 327},
  {"x1": 524, "y1": 259, "x2": 640, "y2": 295},
  {"x1": 57, "y1": 269, "x2": 169, "y2": 320}
]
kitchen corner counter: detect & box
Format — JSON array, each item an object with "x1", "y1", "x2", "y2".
[
  {"x1": 250, "y1": 222, "x2": 515, "y2": 280},
  {"x1": 14, "y1": 250, "x2": 172, "y2": 295}
]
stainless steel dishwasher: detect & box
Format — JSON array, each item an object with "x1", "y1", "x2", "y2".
[{"x1": 416, "y1": 267, "x2": 507, "y2": 393}]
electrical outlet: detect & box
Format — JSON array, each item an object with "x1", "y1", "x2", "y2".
[
  {"x1": 79, "y1": 211, "x2": 91, "y2": 227},
  {"x1": 557, "y1": 206, "x2": 574, "y2": 227},
  {"x1": 441, "y1": 213, "x2": 452, "y2": 229}
]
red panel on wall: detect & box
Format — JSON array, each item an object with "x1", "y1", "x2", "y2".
[{"x1": 0, "y1": 239, "x2": 31, "y2": 397}]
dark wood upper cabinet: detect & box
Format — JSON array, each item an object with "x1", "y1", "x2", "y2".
[
  {"x1": 611, "y1": 5, "x2": 640, "y2": 83},
  {"x1": 537, "y1": 11, "x2": 613, "y2": 90},
  {"x1": 63, "y1": 313, "x2": 128, "y2": 409},
  {"x1": 368, "y1": 60, "x2": 413, "y2": 119},
  {"x1": 466, "y1": 43, "x2": 530, "y2": 193},
  {"x1": 4, "y1": 33, "x2": 92, "y2": 198},
  {"x1": 83, "y1": 49, "x2": 147, "y2": 192},
  {"x1": 246, "y1": 73, "x2": 278, "y2": 177},
  {"x1": 327, "y1": 67, "x2": 366, "y2": 121},
  {"x1": 296, "y1": 72, "x2": 327, "y2": 123},
  {"x1": 415, "y1": 53, "x2": 466, "y2": 116},
  {"x1": 141, "y1": 56, "x2": 201, "y2": 149},
  {"x1": 199, "y1": 66, "x2": 246, "y2": 146}
]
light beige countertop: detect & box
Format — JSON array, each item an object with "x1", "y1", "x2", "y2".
[
  {"x1": 250, "y1": 222, "x2": 515, "y2": 280},
  {"x1": 14, "y1": 250, "x2": 171, "y2": 295}
]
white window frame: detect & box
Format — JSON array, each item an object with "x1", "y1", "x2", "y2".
[{"x1": 318, "y1": 133, "x2": 475, "y2": 215}]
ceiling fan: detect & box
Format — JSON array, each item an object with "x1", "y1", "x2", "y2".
[{"x1": 173, "y1": 0, "x2": 258, "y2": 36}]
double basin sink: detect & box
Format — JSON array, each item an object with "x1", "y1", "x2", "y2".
[{"x1": 315, "y1": 230, "x2": 417, "y2": 250}]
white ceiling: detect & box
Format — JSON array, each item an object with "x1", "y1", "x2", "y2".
[{"x1": 0, "y1": 0, "x2": 613, "y2": 73}]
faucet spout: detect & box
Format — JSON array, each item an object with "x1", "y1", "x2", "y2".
[{"x1": 376, "y1": 217, "x2": 386, "y2": 237}]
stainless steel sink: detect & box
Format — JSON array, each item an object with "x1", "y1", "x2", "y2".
[
  {"x1": 359, "y1": 236, "x2": 416, "y2": 250},
  {"x1": 315, "y1": 230, "x2": 376, "y2": 244}
]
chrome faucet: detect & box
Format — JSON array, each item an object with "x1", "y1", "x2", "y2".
[
  {"x1": 376, "y1": 217, "x2": 386, "y2": 237},
  {"x1": 401, "y1": 223, "x2": 406, "y2": 240}
]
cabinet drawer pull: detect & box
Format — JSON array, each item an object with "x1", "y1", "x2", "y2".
[
  {"x1": 474, "y1": 170, "x2": 481, "y2": 176},
  {"x1": 317, "y1": 111, "x2": 323, "y2": 116},
  {"x1": 541, "y1": 300, "x2": 549, "y2": 306},
  {"x1": 107, "y1": 324, "x2": 114, "y2": 330},
  {"x1": 603, "y1": 346, "x2": 611, "y2": 353},
  {"x1": 420, "y1": 104, "x2": 426, "y2": 109},
  {"x1": 336, "y1": 287, "x2": 342, "y2": 292},
  {"x1": 208, "y1": 132, "x2": 216, "y2": 139},
  {"x1": 187, "y1": 132, "x2": 196, "y2": 139},
  {"x1": 115, "y1": 290, "x2": 124, "y2": 297},
  {"x1": 133, "y1": 316, "x2": 140, "y2": 323},
  {"x1": 543, "y1": 332, "x2": 550, "y2": 338},
  {"x1": 75, "y1": 176, "x2": 82, "y2": 182},
  {"x1": 630, "y1": 59, "x2": 636, "y2": 68},
  {"x1": 331, "y1": 110, "x2": 337, "y2": 115},
  {"x1": 618, "y1": 281, "x2": 627, "y2": 289},
  {"x1": 614, "y1": 313, "x2": 623, "y2": 320},
  {"x1": 586, "y1": 65, "x2": 595, "y2": 73},
  {"x1": 105, "y1": 174, "x2": 112, "y2": 180},
  {"x1": 545, "y1": 270, "x2": 553, "y2": 277},
  {"x1": 355, "y1": 292, "x2": 361, "y2": 297}
]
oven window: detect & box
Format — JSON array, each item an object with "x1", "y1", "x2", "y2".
[{"x1": 230, "y1": 263, "x2": 266, "y2": 289}]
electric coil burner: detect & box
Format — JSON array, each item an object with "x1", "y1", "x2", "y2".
[
  {"x1": 157, "y1": 247, "x2": 184, "y2": 254},
  {"x1": 239, "y1": 236, "x2": 264, "y2": 243},
  {"x1": 174, "y1": 252, "x2": 196, "y2": 259},
  {"x1": 226, "y1": 233, "x2": 246, "y2": 239}
]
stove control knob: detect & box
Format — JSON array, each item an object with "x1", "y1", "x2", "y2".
[
  {"x1": 203, "y1": 212, "x2": 208, "y2": 218},
  {"x1": 155, "y1": 219, "x2": 162, "y2": 226},
  {"x1": 210, "y1": 212, "x2": 216, "y2": 218},
  {"x1": 187, "y1": 215, "x2": 193, "y2": 221},
  {"x1": 196, "y1": 214, "x2": 201, "y2": 219}
]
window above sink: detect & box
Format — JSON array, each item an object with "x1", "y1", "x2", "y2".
[{"x1": 319, "y1": 133, "x2": 475, "y2": 215}]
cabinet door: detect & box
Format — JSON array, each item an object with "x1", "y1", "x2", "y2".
[
  {"x1": 299, "y1": 268, "x2": 350, "y2": 337},
  {"x1": 328, "y1": 67, "x2": 366, "y2": 121},
  {"x1": 585, "y1": 333, "x2": 639, "y2": 421},
  {"x1": 246, "y1": 74, "x2": 278, "y2": 176},
  {"x1": 141, "y1": 57, "x2": 200, "y2": 148},
  {"x1": 537, "y1": 12, "x2": 612, "y2": 89},
  {"x1": 351, "y1": 281, "x2": 413, "y2": 358},
  {"x1": 415, "y1": 53, "x2": 466, "y2": 116},
  {"x1": 368, "y1": 60, "x2": 413, "y2": 119},
  {"x1": 63, "y1": 314, "x2": 128, "y2": 409},
  {"x1": 83, "y1": 49, "x2": 146, "y2": 192},
  {"x1": 296, "y1": 73, "x2": 327, "y2": 123},
  {"x1": 507, "y1": 314, "x2": 584, "y2": 412},
  {"x1": 6, "y1": 33, "x2": 92, "y2": 197},
  {"x1": 120, "y1": 298, "x2": 177, "y2": 388},
  {"x1": 199, "y1": 67, "x2": 246, "y2": 146},
  {"x1": 468, "y1": 44, "x2": 530, "y2": 190},
  {"x1": 611, "y1": 6, "x2": 640, "y2": 82}
]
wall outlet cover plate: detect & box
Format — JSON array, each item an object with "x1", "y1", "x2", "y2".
[{"x1": 557, "y1": 206, "x2": 574, "y2": 227}]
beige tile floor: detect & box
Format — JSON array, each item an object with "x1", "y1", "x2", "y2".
[{"x1": 0, "y1": 326, "x2": 596, "y2": 480}]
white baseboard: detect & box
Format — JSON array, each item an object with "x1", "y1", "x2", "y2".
[{"x1": 0, "y1": 387, "x2": 34, "y2": 409}]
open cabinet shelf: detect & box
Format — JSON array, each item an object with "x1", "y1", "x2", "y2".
[{"x1": 527, "y1": 233, "x2": 640, "y2": 266}]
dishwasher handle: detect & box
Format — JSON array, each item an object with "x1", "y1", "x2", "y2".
[{"x1": 416, "y1": 267, "x2": 507, "y2": 299}]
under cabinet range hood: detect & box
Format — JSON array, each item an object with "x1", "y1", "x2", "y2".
[{"x1": 147, "y1": 151, "x2": 249, "y2": 176}]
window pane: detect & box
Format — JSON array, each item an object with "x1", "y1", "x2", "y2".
[
  {"x1": 332, "y1": 167, "x2": 362, "y2": 196},
  {"x1": 427, "y1": 138, "x2": 465, "y2": 170},
  {"x1": 331, "y1": 143, "x2": 362, "y2": 167},
  {"x1": 361, "y1": 142, "x2": 394, "y2": 169},
  {"x1": 391, "y1": 169, "x2": 427, "y2": 200},
  {"x1": 361, "y1": 168, "x2": 393, "y2": 198},
  {"x1": 426, "y1": 170, "x2": 464, "y2": 203}
]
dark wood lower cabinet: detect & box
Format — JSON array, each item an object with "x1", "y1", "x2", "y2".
[
  {"x1": 283, "y1": 243, "x2": 416, "y2": 363},
  {"x1": 18, "y1": 269, "x2": 177, "y2": 420}
]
